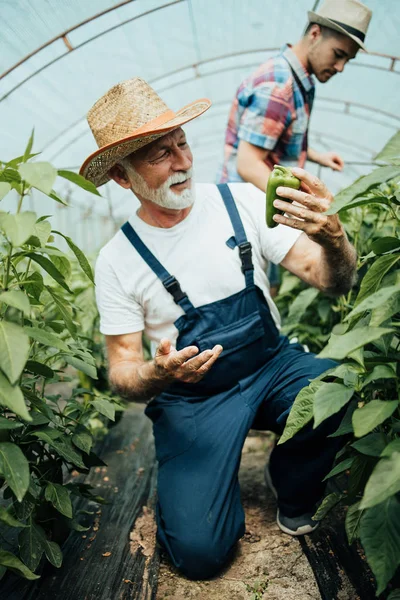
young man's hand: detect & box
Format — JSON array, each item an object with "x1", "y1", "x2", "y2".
[
  {"x1": 316, "y1": 151, "x2": 344, "y2": 171},
  {"x1": 154, "y1": 339, "x2": 223, "y2": 384}
]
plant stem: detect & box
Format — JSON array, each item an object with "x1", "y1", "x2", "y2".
[
  {"x1": 16, "y1": 182, "x2": 25, "y2": 214},
  {"x1": 3, "y1": 244, "x2": 13, "y2": 291}
]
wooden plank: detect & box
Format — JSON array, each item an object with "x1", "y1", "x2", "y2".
[{"x1": 1, "y1": 404, "x2": 159, "y2": 600}]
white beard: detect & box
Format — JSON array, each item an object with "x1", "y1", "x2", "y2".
[{"x1": 127, "y1": 166, "x2": 195, "y2": 209}]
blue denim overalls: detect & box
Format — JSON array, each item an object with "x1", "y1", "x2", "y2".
[{"x1": 121, "y1": 184, "x2": 342, "y2": 580}]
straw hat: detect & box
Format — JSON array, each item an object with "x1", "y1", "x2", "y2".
[
  {"x1": 308, "y1": 0, "x2": 372, "y2": 52},
  {"x1": 80, "y1": 77, "x2": 211, "y2": 187}
]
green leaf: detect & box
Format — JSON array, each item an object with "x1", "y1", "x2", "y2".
[
  {"x1": 33, "y1": 433, "x2": 86, "y2": 468},
  {"x1": 0, "y1": 416, "x2": 23, "y2": 430},
  {"x1": 0, "y1": 182, "x2": 11, "y2": 200},
  {"x1": 46, "y1": 287, "x2": 76, "y2": 337},
  {"x1": 328, "y1": 400, "x2": 357, "y2": 437},
  {"x1": 318, "y1": 327, "x2": 394, "y2": 360},
  {"x1": 27, "y1": 219, "x2": 52, "y2": 247},
  {"x1": 352, "y1": 400, "x2": 398, "y2": 438},
  {"x1": 26, "y1": 326, "x2": 69, "y2": 352},
  {"x1": 25, "y1": 360, "x2": 54, "y2": 379},
  {"x1": 278, "y1": 381, "x2": 323, "y2": 444},
  {"x1": 92, "y1": 399, "x2": 115, "y2": 421},
  {"x1": 45, "y1": 482, "x2": 73, "y2": 518},
  {"x1": 23, "y1": 271, "x2": 44, "y2": 301},
  {"x1": 19, "y1": 162, "x2": 57, "y2": 195},
  {"x1": 381, "y1": 439, "x2": 400, "y2": 458},
  {"x1": 345, "y1": 284, "x2": 400, "y2": 322},
  {"x1": 313, "y1": 492, "x2": 342, "y2": 520},
  {"x1": 0, "y1": 505, "x2": 28, "y2": 528},
  {"x1": 72, "y1": 427, "x2": 93, "y2": 455},
  {"x1": 49, "y1": 190, "x2": 68, "y2": 206},
  {"x1": 370, "y1": 293, "x2": 400, "y2": 327},
  {"x1": 345, "y1": 501, "x2": 363, "y2": 544},
  {"x1": 360, "y1": 496, "x2": 400, "y2": 595},
  {"x1": 0, "y1": 290, "x2": 31, "y2": 317},
  {"x1": 53, "y1": 230, "x2": 94, "y2": 283},
  {"x1": 23, "y1": 129, "x2": 35, "y2": 163},
  {"x1": 360, "y1": 453, "x2": 400, "y2": 509},
  {"x1": 26, "y1": 252, "x2": 71, "y2": 292},
  {"x1": 323, "y1": 456, "x2": 354, "y2": 481},
  {"x1": 0, "y1": 372, "x2": 31, "y2": 421},
  {"x1": 355, "y1": 254, "x2": 400, "y2": 306},
  {"x1": 375, "y1": 130, "x2": 400, "y2": 162},
  {"x1": 327, "y1": 166, "x2": 400, "y2": 214},
  {"x1": 361, "y1": 364, "x2": 397, "y2": 388},
  {"x1": 0, "y1": 550, "x2": 40, "y2": 580},
  {"x1": 313, "y1": 382, "x2": 354, "y2": 428},
  {"x1": 0, "y1": 211, "x2": 37, "y2": 246},
  {"x1": 282, "y1": 287, "x2": 319, "y2": 329},
  {"x1": 0, "y1": 320, "x2": 29, "y2": 384},
  {"x1": 58, "y1": 170, "x2": 101, "y2": 196},
  {"x1": 0, "y1": 442, "x2": 30, "y2": 502},
  {"x1": 18, "y1": 520, "x2": 46, "y2": 571},
  {"x1": 388, "y1": 590, "x2": 400, "y2": 600},
  {"x1": 351, "y1": 433, "x2": 387, "y2": 457},
  {"x1": 371, "y1": 236, "x2": 400, "y2": 255},
  {"x1": 64, "y1": 355, "x2": 97, "y2": 379},
  {"x1": 43, "y1": 539, "x2": 62, "y2": 568}
]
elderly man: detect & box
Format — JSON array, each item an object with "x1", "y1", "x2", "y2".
[{"x1": 80, "y1": 77, "x2": 357, "y2": 580}]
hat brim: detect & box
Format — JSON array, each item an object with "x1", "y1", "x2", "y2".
[
  {"x1": 308, "y1": 11, "x2": 368, "y2": 52},
  {"x1": 80, "y1": 98, "x2": 211, "y2": 187}
]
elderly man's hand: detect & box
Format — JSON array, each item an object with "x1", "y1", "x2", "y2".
[
  {"x1": 154, "y1": 338, "x2": 223, "y2": 384},
  {"x1": 271, "y1": 168, "x2": 345, "y2": 249}
]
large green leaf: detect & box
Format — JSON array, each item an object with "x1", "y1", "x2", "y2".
[
  {"x1": 381, "y1": 439, "x2": 400, "y2": 458},
  {"x1": 18, "y1": 520, "x2": 46, "y2": 571},
  {"x1": 351, "y1": 433, "x2": 387, "y2": 457},
  {"x1": 0, "y1": 290, "x2": 31, "y2": 316},
  {"x1": 352, "y1": 400, "x2": 398, "y2": 438},
  {"x1": 0, "y1": 505, "x2": 28, "y2": 528},
  {"x1": 370, "y1": 293, "x2": 400, "y2": 327},
  {"x1": 318, "y1": 327, "x2": 394, "y2": 360},
  {"x1": 345, "y1": 501, "x2": 363, "y2": 544},
  {"x1": 0, "y1": 442, "x2": 30, "y2": 502},
  {"x1": 370, "y1": 236, "x2": 400, "y2": 255},
  {"x1": 46, "y1": 287, "x2": 76, "y2": 337},
  {"x1": 388, "y1": 591, "x2": 400, "y2": 600},
  {"x1": 19, "y1": 162, "x2": 57, "y2": 195},
  {"x1": 360, "y1": 452, "x2": 400, "y2": 509},
  {"x1": 0, "y1": 212, "x2": 37, "y2": 246},
  {"x1": 43, "y1": 539, "x2": 62, "y2": 568},
  {"x1": 278, "y1": 382, "x2": 323, "y2": 444},
  {"x1": 282, "y1": 287, "x2": 319, "y2": 330},
  {"x1": 328, "y1": 400, "x2": 357, "y2": 437},
  {"x1": 92, "y1": 398, "x2": 115, "y2": 421},
  {"x1": 0, "y1": 372, "x2": 31, "y2": 421},
  {"x1": 27, "y1": 219, "x2": 52, "y2": 247},
  {"x1": 360, "y1": 496, "x2": 400, "y2": 595},
  {"x1": 355, "y1": 254, "x2": 400, "y2": 306},
  {"x1": 345, "y1": 284, "x2": 400, "y2": 322},
  {"x1": 326, "y1": 166, "x2": 400, "y2": 214},
  {"x1": 72, "y1": 427, "x2": 93, "y2": 455},
  {"x1": 0, "y1": 321, "x2": 29, "y2": 384},
  {"x1": 45, "y1": 482, "x2": 73, "y2": 518},
  {"x1": 26, "y1": 326, "x2": 69, "y2": 352},
  {"x1": 65, "y1": 355, "x2": 97, "y2": 379},
  {"x1": 313, "y1": 382, "x2": 354, "y2": 428},
  {"x1": 0, "y1": 182, "x2": 11, "y2": 200},
  {"x1": 26, "y1": 252, "x2": 71, "y2": 292},
  {"x1": 361, "y1": 364, "x2": 397, "y2": 388},
  {"x1": 58, "y1": 170, "x2": 101, "y2": 196},
  {"x1": 313, "y1": 492, "x2": 342, "y2": 520},
  {"x1": 375, "y1": 131, "x2": 400, "y2": 162},
  {"x1": 0, "y1": 416, "x2": 23, "y2": 430},
  {"x1": 32, "y1": 431, "x2": 86, "y2": 468},
  {"x1": 52, "y1": 230, "x2": 94, "y2": 283},
  {"x1": 0, "y1": 550, "x2": 40, "y2": 580},
  {"x1": 323, "y1": 456, "x2": 354, "y2": 481},
  {"x1": 23, "y1": 271, "x2": 44, "y2": 301}
]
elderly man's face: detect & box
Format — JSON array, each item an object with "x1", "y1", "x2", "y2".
[{"x1": 125, "y1": 128, "x2": 194, "y2": 209}]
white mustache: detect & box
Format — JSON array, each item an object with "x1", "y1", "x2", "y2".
[{"x1": 168, "y1": 169, "x2": 193, "y2": 186}]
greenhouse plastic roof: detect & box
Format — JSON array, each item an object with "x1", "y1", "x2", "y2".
[{"x1": 1, "y1": 0, "x2": 399, "y2": 249}]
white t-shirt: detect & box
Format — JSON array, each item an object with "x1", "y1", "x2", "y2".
[{"x1": 95, "y1": 183, "x2": 301, "y2": 346}]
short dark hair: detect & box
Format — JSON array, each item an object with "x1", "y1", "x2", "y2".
[{"x1": 304, "y1": 22, "x2": 344, "y2": 39}]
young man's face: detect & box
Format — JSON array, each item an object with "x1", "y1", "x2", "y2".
[
  {"x1": 307, "y1": 27, "x2": 359, "y2": 83},
  {"x1": 126, "y1": 128, "x2": 194, "y2": 209}
]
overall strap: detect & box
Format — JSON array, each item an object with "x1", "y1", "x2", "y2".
[
  {"x1": 121, "y1": 221, "x2": 195, "y2": 313},
  {"x1": 217, "y1": 183, "x2": 255, "y2": 287}
]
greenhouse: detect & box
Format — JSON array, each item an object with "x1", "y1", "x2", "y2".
[{"x1": 0, "y1": 0, "x2": 399, "y2": 598}]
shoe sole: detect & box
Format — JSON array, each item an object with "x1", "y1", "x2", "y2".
[{"x1": 276, "y1": 511, "x2": 319, "y2": 536}]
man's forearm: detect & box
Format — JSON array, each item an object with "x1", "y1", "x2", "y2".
[
  {"x1": 318, "y1": 232, "x2": 358, "y2": 296},
  {"x1": 307, "y1": 147, "x2": 321, "y2": 163},
  {"x1": 109, "y1": 359, "x2": 170, "y2": 403}
]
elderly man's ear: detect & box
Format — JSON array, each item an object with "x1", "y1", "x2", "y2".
[{"x1": 108, "y1": 164, "x2": 131, "y2": 189}]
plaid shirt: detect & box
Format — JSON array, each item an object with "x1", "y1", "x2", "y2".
[{"x1": 218, "y1": 45, "x2": 315, "y2": 183}]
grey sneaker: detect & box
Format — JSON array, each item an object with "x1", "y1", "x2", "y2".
[
  {"x1": 264, "y1": 463, "x2": 278, "y2": 499},
  {"x1": 276, "y1": 509, "x2": 319, "y2": 536}
]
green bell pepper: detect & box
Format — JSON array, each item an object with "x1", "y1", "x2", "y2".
[{"x1": 266, "y1": 165, "x2": 301, "y2": 228}]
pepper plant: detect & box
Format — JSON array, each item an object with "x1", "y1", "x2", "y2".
[
  {"x1": 0, "y1": 133, "x2": 122, "y2": 581},
  {"x1": 277, "y1": 130, "x2": 400, "y2": 597}
]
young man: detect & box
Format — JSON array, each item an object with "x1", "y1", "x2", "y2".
[
  {"x1": 80, "y1": 77, "x2": 357, "y2": 580},
  {"x1": 218, "y1": 0, "x2": 373, "y2": 189}
]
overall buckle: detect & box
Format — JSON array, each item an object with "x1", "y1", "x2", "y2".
[
  {"x1": 238, "y1": 242, "x2": 254, "y2": 273},
  {"x1": 164, "y1": 276, "x2": 187, "y2": 303}
]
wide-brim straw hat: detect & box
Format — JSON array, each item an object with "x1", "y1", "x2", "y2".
[
  {"x1": 80, "y1": 77, "x2": 211, "y2": 187},
  {"x1": 308, "y1": 0, "x2": 372, "y2": 52}
]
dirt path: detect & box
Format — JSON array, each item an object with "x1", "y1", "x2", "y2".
[{"x1": 155, "y1": 431, "x2": 324, "y2": 600}]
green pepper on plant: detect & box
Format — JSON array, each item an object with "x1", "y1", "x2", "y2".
[{"x1": 266, "y1": 165, "x2": 301, "y2": 228}]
